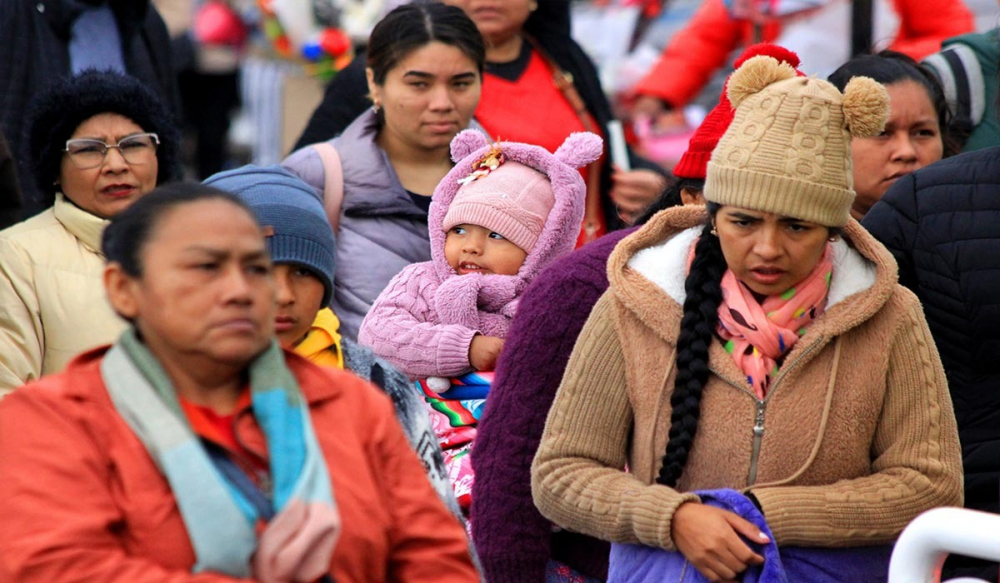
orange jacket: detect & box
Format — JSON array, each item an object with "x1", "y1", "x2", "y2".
[
  {"x1": 0, "y1": 347, "x2": 478, "y2": 583},
  {"x1": 634, "y1": 0, "x2": 974, "y2": 108}
]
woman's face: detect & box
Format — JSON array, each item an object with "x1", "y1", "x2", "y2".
[
  {"x1": 368, "y1": 41, "x2": 481, "y2": 155},
  {"x1": 58, "y1": 113, "x2": 159, "y2": 219},
  {"x1": 273, "y1": 263, "x2": 327, "y2": 348},
  {"x1": 849, "y1": 80, "x2": 943, "y2": 219},
  {"x1": 714, "y1": 206, "x2": 831, "y2": 297},
  {"x1": 107, "y1": 199, "x2": 276, "y2": 368},
  {"x1": 443, "y1": 0, "x2": 533, "y2": 47}
]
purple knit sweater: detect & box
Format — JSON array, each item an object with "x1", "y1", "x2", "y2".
[{"x1": 470, "y1": 227, "x2": 636, "y2": 583}]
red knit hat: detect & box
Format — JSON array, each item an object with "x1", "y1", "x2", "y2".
[{"x1": 672, "y1": 43, "x2": 802, "y2": 180}]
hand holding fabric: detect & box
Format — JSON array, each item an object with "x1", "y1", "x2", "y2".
[{"x1": 671, "y1": 501, "x2": 768, "y2": 581}]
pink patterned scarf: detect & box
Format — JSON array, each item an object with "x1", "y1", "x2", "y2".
[{"x1": 715, "y1": 245, "x2": 833, "y2": 399}]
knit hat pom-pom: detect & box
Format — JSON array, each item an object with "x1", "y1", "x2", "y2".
[
  {"x1": 734, "y1": 43, "x2": 801, "y2": 70},
  {"x1": 450, "y1": 129, "x2": 491, "y2": 162},
  {"x1": 553, "y1": 131, "x2": 603, "y2": 169},
  {"x1": 841, "y1": 76, "x2": 890, "y2": 138},
  {"x1": 727, "y1": 55, "x2": 797, "y2": 108}
]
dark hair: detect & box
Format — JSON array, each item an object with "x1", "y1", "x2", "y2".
[
  {"x1": 26, "y1": 69, "x2": 182, "y2": 208},
  {"x1": 635, "y1": 178, "x2": 703, "y2": 225},
  {"x1": 102, "y1": 182, "x2": 256, "y2": 278},
  {"x1": 657, "y1": 202, "x2": 725, "y2": 488},
  {"x1": 367, "y1": 2, "x2": 485, "y2": 85},
  {"x1": 828, "y1": 50, "x2": 958, "y2": 157}
]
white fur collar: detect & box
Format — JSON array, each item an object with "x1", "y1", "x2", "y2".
[{"x1": 627, "y1": 227, "x2": 876, "y2": 308}]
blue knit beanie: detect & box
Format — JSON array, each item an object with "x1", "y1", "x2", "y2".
[{"x1": 204, "y1": 165, "x2": 336, "y2": 307}]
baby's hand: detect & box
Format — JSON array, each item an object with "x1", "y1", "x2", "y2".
[{"x1": 469, "y1": 335, "x2": 504, "y2": 371}]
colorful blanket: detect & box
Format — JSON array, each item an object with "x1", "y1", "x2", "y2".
[
  {"x1": 417, "y1": 372, "x2": 492, "y2": 428},
  {"x1": 417, "y1": 372, "x2": 494, "y2": 511}
]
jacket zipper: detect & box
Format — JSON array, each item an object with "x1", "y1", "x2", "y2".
[
  {"x1": 710, "y1": 337, "x2": 825, "y2": 486},
  {"x1": 748, "y1": 400, "x2": 767, "y2": 485}
]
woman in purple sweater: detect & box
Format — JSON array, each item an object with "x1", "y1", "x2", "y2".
[{"x1": 466, "y1": 44, "x2": 801, "y2": 582}]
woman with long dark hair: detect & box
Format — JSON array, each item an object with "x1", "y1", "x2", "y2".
[
  {"x1": 295, "y1": 0, "x2": 668, "y2": 243},
  {"x1": 532, "y1": 55, "x2": 962, "y2": 581},
  {"x1": 283, "y1": 2, "x2": 485, "y2": 340}
]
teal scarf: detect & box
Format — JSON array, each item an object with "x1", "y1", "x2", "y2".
[{"x1": 101, "y1": 329, "x2": 340, "y2": 580}]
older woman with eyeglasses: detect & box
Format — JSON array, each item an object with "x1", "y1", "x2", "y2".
[{"x1": 0, "y1": 70, "x2": 179, "y2": 394}]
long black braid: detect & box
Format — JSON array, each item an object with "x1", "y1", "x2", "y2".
[{"x1": 656, "y1": 204, "x2": 727, "y2": 488}]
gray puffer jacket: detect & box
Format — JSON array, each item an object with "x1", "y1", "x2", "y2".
[{"x1": 283, "y1": 110, "x2": 432, "y2": 340}]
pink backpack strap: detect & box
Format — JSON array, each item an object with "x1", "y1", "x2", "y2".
[{"x1": 310, "y1": 142, "x2": 344, "y2": 232}]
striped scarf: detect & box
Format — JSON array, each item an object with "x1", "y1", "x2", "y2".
[{"x1": 101, "y1": 329, "x2": 340, "y2": 582}]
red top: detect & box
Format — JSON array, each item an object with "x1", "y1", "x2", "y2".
[
  {"x1": 477, "y1": 51, "x2": 590, "y2": 155},
  {"x1": 477, "y1": 51, "x2": 606, "y2": 244},
  {"x1": 179, "y1": 390, "x2": 270, "y2": 482}
]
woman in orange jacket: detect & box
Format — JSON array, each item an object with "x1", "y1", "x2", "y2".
[
  {"x1": 0, "y1": 182, "x2": 479, "y2": 583},
  {"x1": 631, "y1": 0, "x2": 973, "y2": 118}
]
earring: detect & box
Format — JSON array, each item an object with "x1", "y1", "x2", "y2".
[
  {"x1": 372, "y1": 102, "x2": 381, "y2": 114},
  {"x1": 710, "y1": 227, "x2": 718, "y2": 236},
  {"x1": 828, "y1": 235, "x2": 839, "y2": 242}
]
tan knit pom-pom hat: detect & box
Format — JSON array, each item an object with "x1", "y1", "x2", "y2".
[{"x1": 704, "y1": 55, "x2": 890, "y2": 227}]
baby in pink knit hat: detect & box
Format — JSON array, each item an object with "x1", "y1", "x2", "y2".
[
  {"x1": 358, "y1": 130, "x2": 602, "y2": 510},
  {"x1": 359, "y1": 129, "x2": 602, "y2": 379},
  {"x1": 439, "y1": 158, "x2": 557, "y2": 368}
]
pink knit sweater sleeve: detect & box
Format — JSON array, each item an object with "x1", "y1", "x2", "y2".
[{"x1": 358, "y1": 263, "x2": 478, "y2": 379}]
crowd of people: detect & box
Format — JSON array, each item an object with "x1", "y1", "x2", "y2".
[{"x1": 0, "y1": 0, "x2": 998, "y2": 581}]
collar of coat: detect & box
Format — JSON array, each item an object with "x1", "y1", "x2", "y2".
[
  {"x1": 608, "y1": 205, "x2": 899, "y2": 345},
  {"x1": 53, "y1": 192, "x2": 108, "y2": 255}
]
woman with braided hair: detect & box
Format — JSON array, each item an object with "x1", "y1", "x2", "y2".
[{"x1": 532, "y1": 55, "x2": 963, "y2": 582}]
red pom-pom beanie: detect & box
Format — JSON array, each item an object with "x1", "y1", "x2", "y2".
[{"x1": 673, "y1": 43, "x2": 803, "y2": 180}]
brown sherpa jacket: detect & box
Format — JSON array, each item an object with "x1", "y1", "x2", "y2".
[{"x1": 532, "y1": 205, "x2": 962, "y2": 550}]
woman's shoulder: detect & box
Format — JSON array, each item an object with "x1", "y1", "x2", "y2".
[
  {"x1": 0, "y1": 207, "x2": 62, "y2": 244},
  {"x1": 281, "y1": 146, "x2": 325, "y2": 191},
  {"x1": 0, "y1": 347, "x2": 115, "y2": 425}
]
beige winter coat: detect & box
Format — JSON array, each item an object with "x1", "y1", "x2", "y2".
[
  {"x1": 0, "y1": 194, "x2": 126, "y2": 395},
  {"x1": 532, "y1": 205, "x2": 962, "y2": 549}
]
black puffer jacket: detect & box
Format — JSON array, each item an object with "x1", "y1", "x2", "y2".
[{"x1": 862, "y1": 147, "x2": 1000, "y2": 523}]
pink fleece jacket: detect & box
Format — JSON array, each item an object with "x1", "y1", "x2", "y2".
[{"x1": 358, "y1": 131, "x2": 602, "y2": 378}]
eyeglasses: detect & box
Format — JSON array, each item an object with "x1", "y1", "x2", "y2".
[{"x1": 63, "y1": 133, "x2": 160, "y2": 169}]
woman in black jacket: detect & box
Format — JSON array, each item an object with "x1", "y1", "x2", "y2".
[{"x1": 863, "y1": 147, "x2": 1000, "y2": 582}]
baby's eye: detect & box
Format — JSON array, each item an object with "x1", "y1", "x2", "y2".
[
  {"x1": 489, "y1": 231, "x2": 506, "y2": 240},
  {"x1": 451, "y1": 226, "x2": 466, "y2": 235}
]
